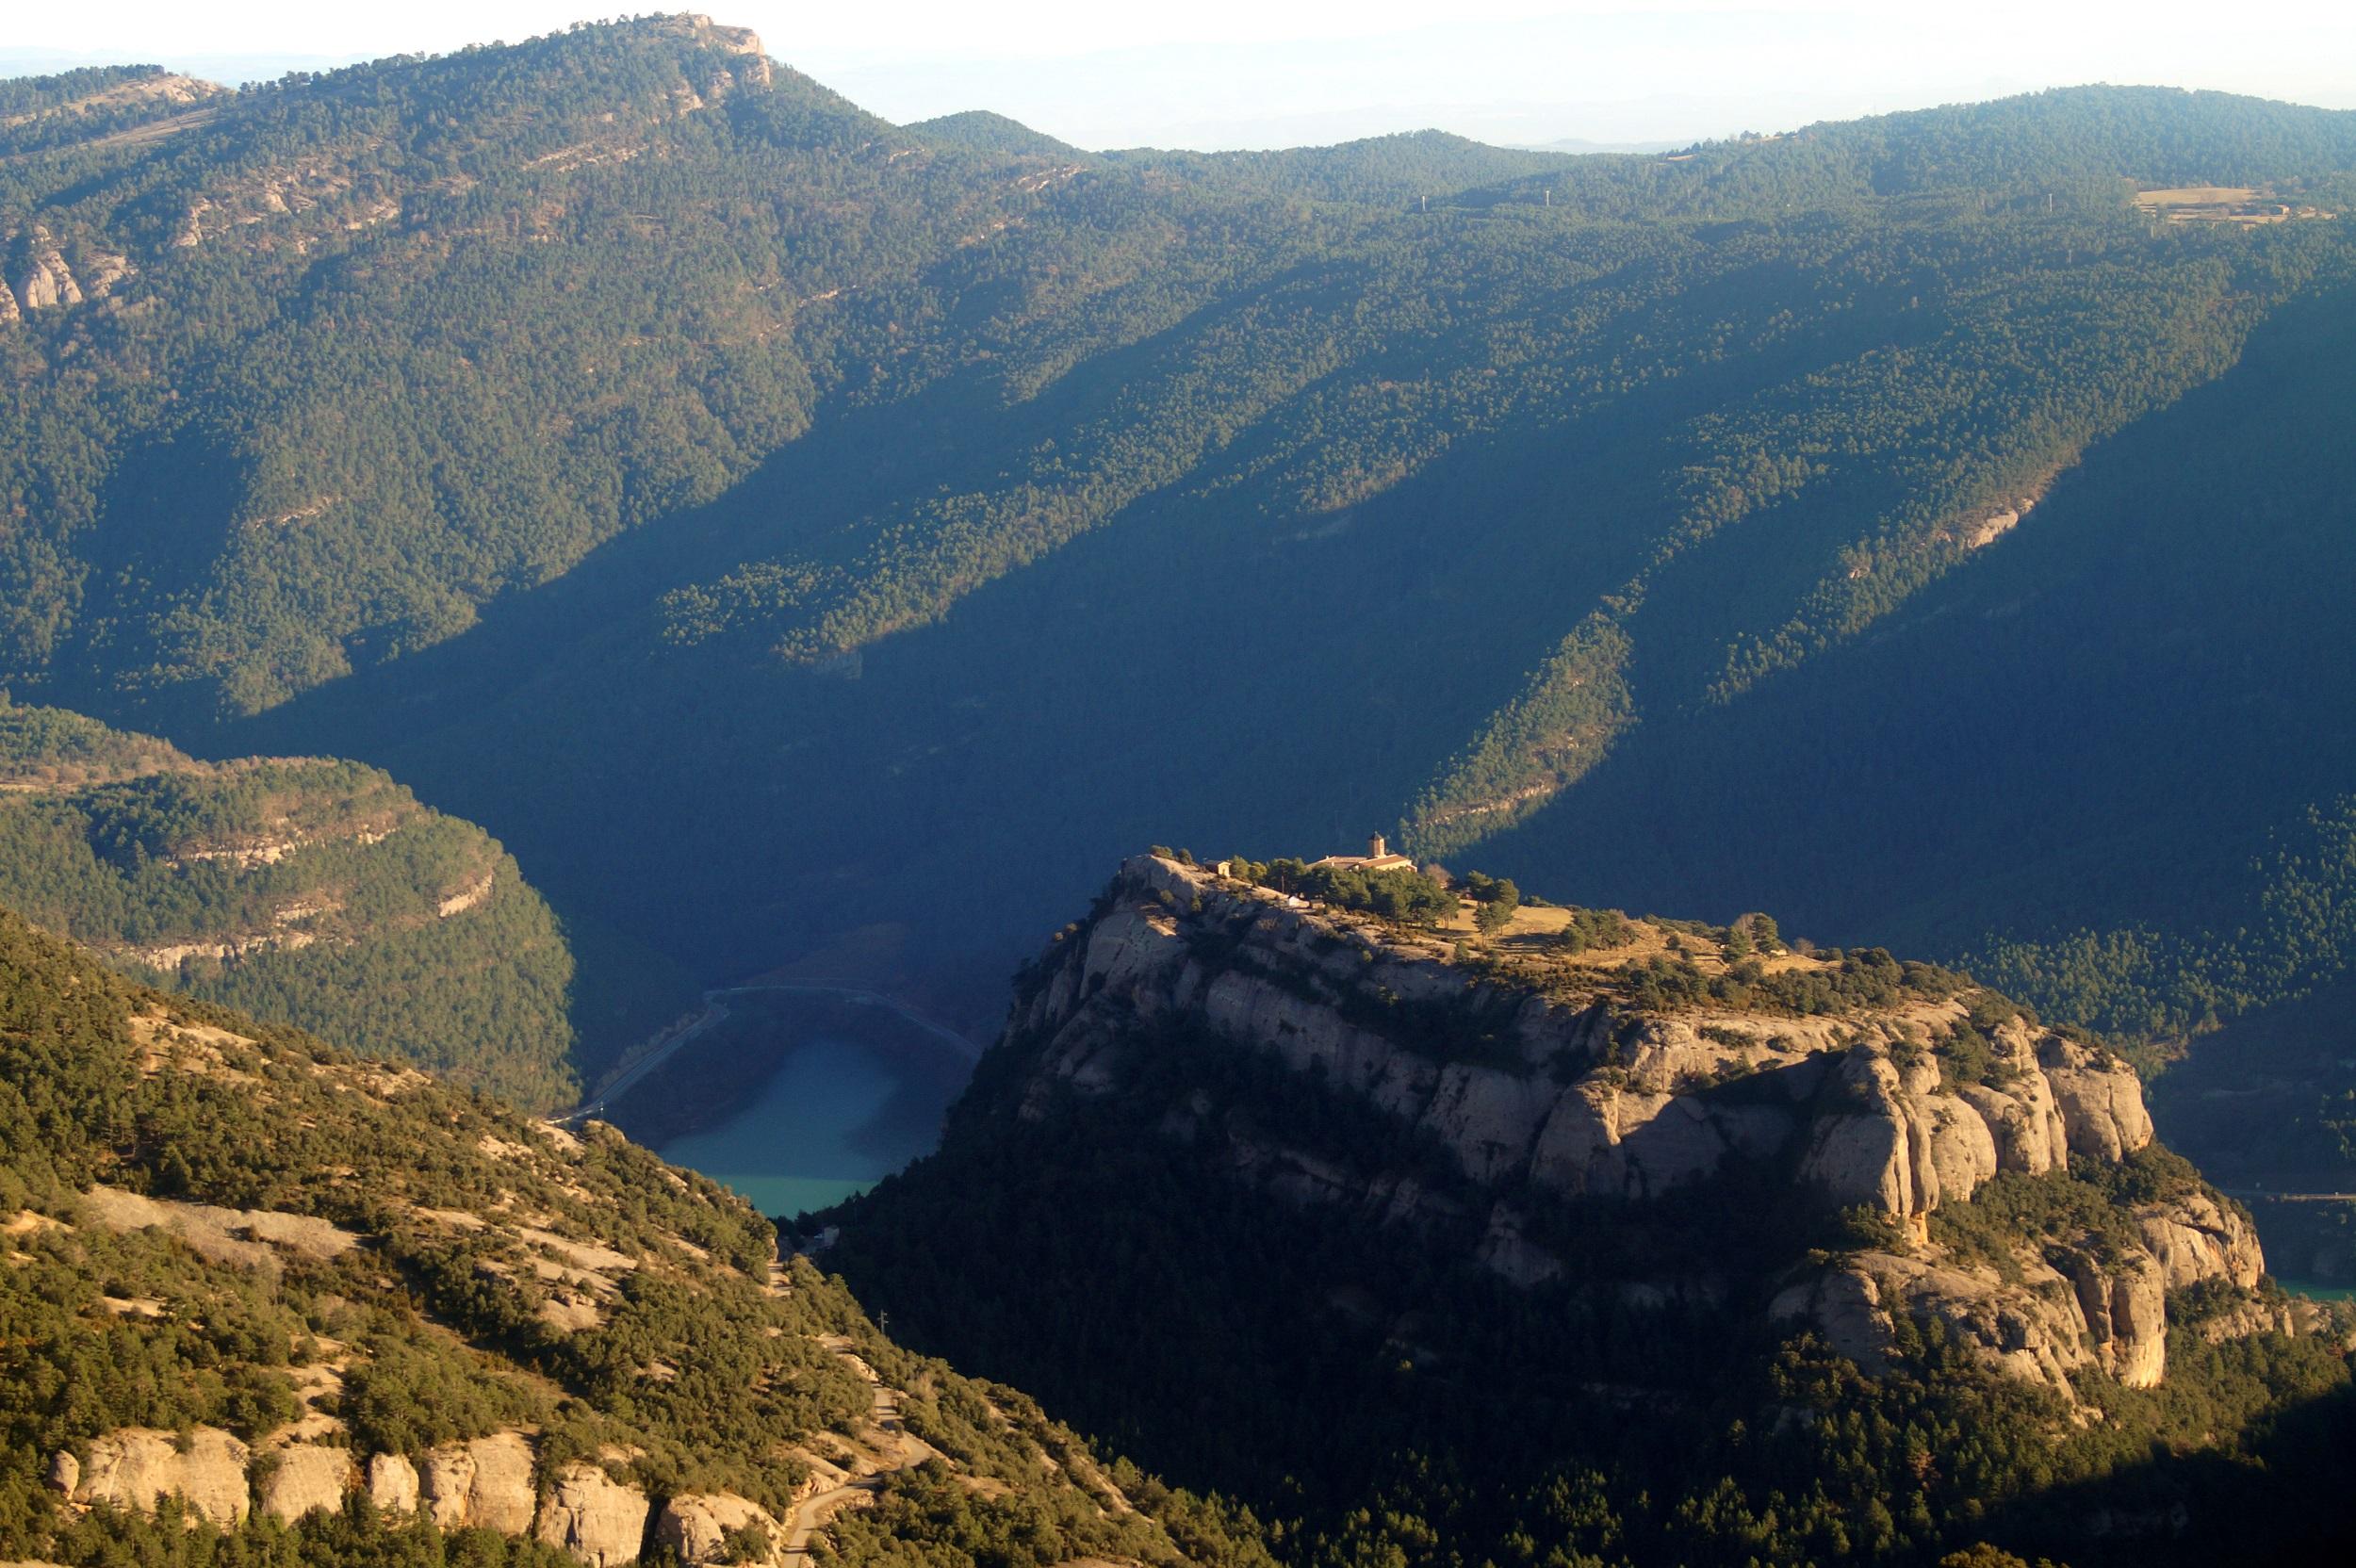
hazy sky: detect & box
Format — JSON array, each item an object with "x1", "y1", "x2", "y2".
[{"x1": 8, "y1": 1, "x2": 2355, "y2": 149}]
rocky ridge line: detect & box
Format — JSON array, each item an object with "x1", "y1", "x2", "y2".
[{"x1": 1006, "y1": 855, "x2": 2289, "y2": 1393}]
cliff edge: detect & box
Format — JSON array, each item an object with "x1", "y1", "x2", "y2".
[{"x1": 993, "y1": 855, "x2": 2291, "y2": 1393}]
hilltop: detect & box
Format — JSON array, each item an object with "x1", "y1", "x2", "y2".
[
  {"x1": 907, "y1": 110, "x2": 1083, "y2": 158},
  {"x1": 0, "y1": 901, "x2": 1272, "y2": 1568},
  {"x1": 829, "y1": 854, "x2": 2356, "y2": 1566},
  {"x1": 0, "y1": 697, "x2": 693, "y2": 1107}
]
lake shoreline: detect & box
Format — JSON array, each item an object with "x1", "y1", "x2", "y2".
[{"x1": 604, "y1": 989, "x2": 973, "y2": 1219}]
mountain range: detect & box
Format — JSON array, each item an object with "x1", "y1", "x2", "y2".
[
  {"x1": 3, "y1": 16, "x2": 2356, "y2": 1565},
  {"x1": 2, "y1": 23, "x2": 2350, "y2": 1048}
]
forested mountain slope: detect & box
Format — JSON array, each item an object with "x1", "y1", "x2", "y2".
[
  {"x1": 1471, "y1": 279, "x2": 2356, "y2": 1191},
  {"x1": 0, "y1": 903, "x2": 1270, "y2": 1568},
  {"x1": 0, "y1": 696, "x2": 689, "y2": 1107},
  {"x1": 2, "y1": 17, "x2": 2353, "y2": 1085},
  {"x1": 830, "y1": 855, "x2": 2356, "y2": 1567}
]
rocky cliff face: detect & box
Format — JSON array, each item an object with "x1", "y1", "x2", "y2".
[
  {"x1": 656, "y1": 1494, "x2": 785, "y2": 1568},
  {"x1": 59, "y1": 1419, "x2": 691, "y2": 1557},
  {"x1": 1003, "y1": 856, "x2": 2280, "y2": 1392},
  {"x1": 0, "y1": 225, "x2": 133, "y2": 324},
  {"x1": 536, "y1": 1462, "x2": 653, "y2": 1568},
  {"x1": 259, "y1": 1445, "x2": 356, "y2": 1524},
  {"x1": 70, "y1": 1429, "x2": 251, "y2": 1528},
  {"x1": 420, "y1": 1431, "x2": 540, "y2": 1535}
]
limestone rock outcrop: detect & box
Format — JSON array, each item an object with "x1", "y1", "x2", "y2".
[
  {"x1": 260, "y1": 1444, "x2": 353, "y2": 1522},
  {"x1": 2040, "y1": 1036, "x2": 2155, "y2": 1160},
  {"x1": 1795, "y1": 1050, "x2": 2000, "y2": 1218},
  {"x1": 71, "y1": 1423, "x2": 667, "y2": 1560},
  {"x1": 535, "y1": 1463, "x2": 650, "y2": 1568},
  {"x1": 1007, "y1": 856, "x2": 2282, "y2": 1395},
  {"x1": 655, "y1": 1494, "x2": 784, "y2": 1568},
  {"x1": 367, "y1": 1452, "x2": 420, "y2": 1515},
  {"x1": 10, "y1": 230, "x2": 83, "y2": 313},
  {"x1": 1774, "y1": 1252, "x2": 2084, "y2": 1386},
  {"x1": 1955, "y1": 1070, "x2": 2070, "y2": 1173},
  {"x1": 2137, "y1": 1191, "x2": 2265, "y2": 1289},
  {"x1": 420, "y1": 1431, "x2": 537, "y2": 1535},
  {"x1": 74, "y1": 1428, "x2": 251, "y2": 1527},
  {"x1": 1026, "y1": 858, "x2": 2172, "y2": 1239},
  {"x1": 2068, "y1": 1249, "x2": 2168, "y2": 1388}
]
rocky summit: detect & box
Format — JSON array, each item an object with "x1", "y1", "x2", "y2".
[
  {"x1": 943, "y1": 856, "x2": 2299, "y2": 1393},
  {"x1": 819, "y1": 851, "x2": 2356, "y2": 1564}
]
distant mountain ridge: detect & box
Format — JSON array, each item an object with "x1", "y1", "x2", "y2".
[
  {"x1": 1520, "y1": 136, "x2": 1684, "y2": 155},
  {"x1": 907, "y1": 108, "x2": 1084, "y2": 157}
]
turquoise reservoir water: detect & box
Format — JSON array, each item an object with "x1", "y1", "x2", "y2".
[{"x1": 655, "y1": 1036, "x2": 920, "y2": 1217}]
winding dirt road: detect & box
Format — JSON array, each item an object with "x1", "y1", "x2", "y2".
[{"x1": 779, "y1": 1334, "x2": 941, "y2": 1565}]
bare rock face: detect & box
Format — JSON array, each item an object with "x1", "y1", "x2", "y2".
[
  {"x1": 1532, "y1": 1070, "x2": 1808, "y2": 1200},
  {"x1": 1955, "y1": 1069, "x2": 2070, "y2": 1174},
  {"x1": 655, "y1": 1493, "x2": 783, "y2": 1568},
  {"x1": 0, "y1": 275, "x2": 19, "y2": 323},
  {"x1": 11, "y1": 231, "x2": 83, "y2": 312},
  {"x1": 1035, "y1": 859, "x2": 2177, "y2": 1243},
  {"x1": 2137, "y1": 1192, "x2": 2264, "y2": 1289},
  {"x1": 1018, "y1": 857, "x2": 2284, "y2": 1396},
  {"x1": 43, "y1": 1451, "x2": 76, "y2": 1494},
  {"x1": 535, "y1": 1462, "x2": 651, "y2": 1568},
  {"x1": 261, "y1": 1444, "x2": 353, "y2": 1522},
  {"x1": 1797, "y1": 1052, "x2": 2006, "y2": 1222},
  {"x1": 664, "y1": 13, "x2": 770, "y2": 77},
  {"x1": 2067, "y1": 1250, "x2": 2168, "y2": 1388},
  {"x1": 82, "y1": 251, "x2": 134, "y2": 298},
  {"x1": 2039, "y1": 1037, "x2": 2154, "y2": 1160},
  {"x1": 75, "y1": 1428, "x2": 252, "y2": 1527},
  {"x1": 368, "y1": 1452, "x2": 420, "y2": 1515},
  {"x1": 1798, "y1": 1054, "x2": 1920, "y2": 1214},
  {"x1": 1769, "y1": 1263, "x2": 1900, "y2": 1375},
  {"x1": 1771, "y1": 1182, "x2": 2260, "y2": 1393},
  {"x1": 421, "y1": 1431, "x2": 537, "y2": 1535},
  {"x1": 1772, "y1": 1250, "x2": 2130, "y2": 1391}
]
